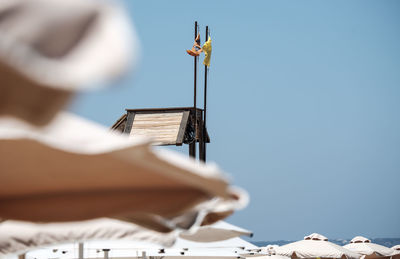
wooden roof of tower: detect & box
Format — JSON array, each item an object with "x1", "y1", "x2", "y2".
[{"x1": 111, "y1": 107, "x2": 210, "y2": 146}]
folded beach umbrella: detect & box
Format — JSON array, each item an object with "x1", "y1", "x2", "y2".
[
  {"x1": 172, "y1": 236, "x2": 258, "y2": 250},
  {"x1": 172, "y1": 236, "x2": 259, "y2": 258},
  {"x1": 0, "y1": 218, "x2": 177, "y2": 255},
  {"x1": 0, "y1": 112, "x2": 247, "y2": 232},
  {"x1": 179, "y1": 221, "x2": 253, "y2": 242},
  {"x1": 262, "y1": 245, "x2": 280, "y2": 255},
  {"x1": 275, "y1": 233, "x2": 360, "y2": 259},
  {"x1": 251, "y1": 256, "x2": 291, "y2": 259},
  {"x1": 392, "y1": 245, "x2": 400, "y2": 251},
  {"x1": 0, "y1": 0, "x2": 136, "y2": 126},
  {"x1": 344, "y1": 237, "x2": 400, "y2": 257}
]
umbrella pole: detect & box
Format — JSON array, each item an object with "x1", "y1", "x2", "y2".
[
  {"x1": 189, "y1": 21, "x2": 198, "y2": 159},
  {"x1": 78, "y1": 242, "x2": 84, "y2": 259},
  {"x1": 200, "y1": 26, "x2": 208, "y2": 162}
]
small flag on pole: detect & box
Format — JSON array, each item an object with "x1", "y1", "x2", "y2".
[
  {"x1": 186, "y1": 33, "x2": 202, "y2": 57},
  {"x1": 202, "y1": 37, "x2": 212, "y2": 67}
]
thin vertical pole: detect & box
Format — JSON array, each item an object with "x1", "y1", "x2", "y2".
[
  {"x1": 103, "y1": 249, "x2": 110, "y2": 259},
  {"x1": 78, "y1": 243, "x2": 84, "y2": 259},
  {"x1": 201, "y1": 26, "x2": 209, "y2": 162},
  {"x1": 189, "y1": 21, "x2": 198, "y2": 158}
]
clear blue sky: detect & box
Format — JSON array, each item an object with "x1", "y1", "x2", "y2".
[{"x1": 70, "y1": 0, "x2": 400, "y2": 241}]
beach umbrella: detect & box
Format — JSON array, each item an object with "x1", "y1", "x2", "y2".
[
  {"x1": 392, "y1": 246, "x2": 400, "y2": 251},
  {"x1": 16, "y1": 236, "x2": 257, "y2": 259},
  {"x1": 172, "y1": 236, "x2": 259, "y2": 258},
  {"x1": 344, "y1": 237, "x2": 400, "y2": 257},
  {"x1": 0, "y1": 218, "x2": 177, "y2": 255},
  {"x1": 0, "y1": 0, "x2": 136, "y2": 126},
  {"x1": 26, "y1": 245, "x2": 247, "y2": 259},
  {"x1": 250, "y1": 256, "x2": 291, "y2": 259},
  {"x1": 262, "y1": 245, "x2": 280, "y2": 255},
  {"x1": 172, "y1": 236, "x2": 258, "y2": 250},
  {"x1": 275, "y1": 233, "x2": 360, "y2": 259},
  {"x1": 179, "y1": 221, "x2": 253, "y2": 242},
  {"x1": 0, "y1": 112, "x2": 247, "y2": 231}
]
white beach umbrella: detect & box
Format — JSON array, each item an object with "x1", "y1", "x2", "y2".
[
  {"x1": 262, "y1": 245, "x2": 280, "y2": 255},
  {"x1": 26, "y1": 246, "x2": 246, "y2": 259},
  {"x1": 392, "y1": 245, "x2": 400, "y2": 251},
  {"x1": 275, "y1": 233, "x2": 360, "y2": 259},
  {"x1": 17, "y1": 236, "x2": 257, "y2": 259},
  {"x1": 0, "y1": 112, "x2": 247, "y2": 230},
  {"x1": 179, "y1": 221, "x2": 253, "y2": 242},
  {"x1": 172, "y1": 237, "x2": 258, "y2": 250},
  {"x1": 0, "y1": 218, "x2": 177, "y2": 255},
  {"x1": 0, "y1": 0, "x2": 137, "y2": 126},
  {"x1": 172, "y1": 236, "x2": 259, "y2": 258},
  {"x1": 344, "y1": 237, "x2": 399, "y2": 257},
  {"x1": 250, "y1": 256, "x2": 291, "y2": 259}
]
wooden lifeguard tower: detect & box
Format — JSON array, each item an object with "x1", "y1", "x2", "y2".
[
  {"x1": 111, "y1": 107, "x2": 209, "y2": 159},
  {"x1": 111, "y1": 22, "x2": 211, "y2": 162}
]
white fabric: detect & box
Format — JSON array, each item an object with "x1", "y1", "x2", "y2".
[
  {"x1": 0, "y1": 112, "x2": 247, "y2": 255},
  {"x1": 27, "y1": 246, "x2": 243, "y2": 259},
  {"x1": 22, "y1": 238, "x2": 257, "y2": 259},
  {"x1": 392, "y1": 245, "x2": 400, "y2": 251},
  {"x1": 262, "y1": 245, "x2": 280, "y2": 255},
  {"x1": 350, "y1": 237, "x2": 371, "y2": 243},
  {"x1": 250, "y1": 256, "x2": 291, "y2": 259},
  {"x1": 304, "y1": 233, "x2": 328, "y2": 241},
  {"x1": 0, "y1": 218, "x2": 177, "y2": 255},
  {"x1": 0, "y1": 0, "x2": 137, "y2": 126},
  {"x1": 275, "y1": 236, "x2": 360, "y2": 259},
  {"x1": 172, "y1": 237, "x2": 258, "y2": 250},
  {"x1": 344, "y1": 242, "x2": 399, "y2": 256},
  {"x1": 180, "y1": 221, "x2": 253, "y2": 242},
  {"x1": 0, "y1": 0, "x2": 136, "y2": 90}
]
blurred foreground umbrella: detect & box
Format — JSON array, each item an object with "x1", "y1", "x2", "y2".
[
  {"x1": 0, "y1": 0, "x2": 136, "y2": 126},
  {"x1": 275, "y1": 233, "x2": 360, "y2": 259},
  {"x1": 392, "y1": 246, "x2": 400, "y2": 252},
  {"x1": 179, "y1": 221, "x2": 252, "y2": 242},
  {"x1": 0, "y1": 112, "x2": 247, "y2": 232},
  {"x1": 0, "y1": 218, "x2": 177, "y2": 255},
  {"x1": 343, "y1": 237, "x2": 400, "y2": 258}
]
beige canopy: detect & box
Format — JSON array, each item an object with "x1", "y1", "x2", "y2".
[
  {"x1": 0, "y1": 0, "x2": 136, "y2": 126},
  {"x1": 0, "y1": 112, "x2": 247, "y2": 232},
  {"x1": 344, "y1": 237, "x2": 400, "y2": 257},
  {"x1": 275, "y1": 233, "x2": 361, "y2": 259}
]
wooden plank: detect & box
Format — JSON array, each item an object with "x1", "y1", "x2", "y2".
[
  {"x1": 123, "y1": 111, "x2": 135, "y2": 134},
  {"x1": 129, "y1": 112, "x2": 184, "y2": 145},
  {"x1": 126, "y1": 107, "x2": 203, "y2": 113},
  {"x1": 176, "y1": 111, "x2": 190, "y2": 146}
]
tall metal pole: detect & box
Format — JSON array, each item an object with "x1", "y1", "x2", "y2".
[
  {"x1": 200, "y1": 26, "x2": 209, "y2": 162},
  {"x1": 189, "y1": 21, "x2": 198, "y2": 158}
]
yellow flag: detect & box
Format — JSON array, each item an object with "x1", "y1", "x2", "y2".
[{"x1": 202, "y1": 37, "x2": 212, "y2": 67}]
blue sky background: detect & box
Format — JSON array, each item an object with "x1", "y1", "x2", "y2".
[{"x1": 70, "y1": 1, "x2": 400, "y2": 241}]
